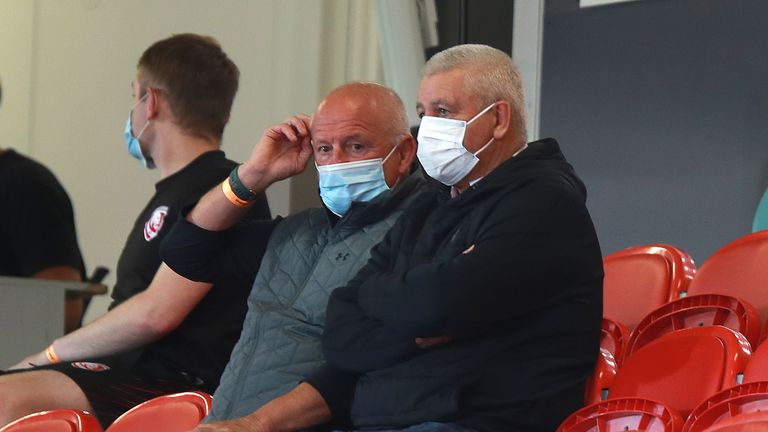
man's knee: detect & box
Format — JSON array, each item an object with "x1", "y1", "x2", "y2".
[{"x1": 0, "y1": 370, "x2": 93, "y2": 426}]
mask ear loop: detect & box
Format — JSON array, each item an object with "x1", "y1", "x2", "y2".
[
  {"x1": 131, "y1": 93, "x2": 152, "y2": 140},
  {"x1": 467, "y1": 103, "x2": 497, "y2": 157},
  {"x1": 466, "y1": 102, "x2": 496, "y2": 124},
  {"x1": 382, "y1": 140, "x2": 403, "y2": 189}
]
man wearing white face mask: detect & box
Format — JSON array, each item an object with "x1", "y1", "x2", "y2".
[
  {"x1": 160, "y1": 82, "x2": 425, "y2": 428},
  {"x1": 0, "y1": 34, "x2": 270, "y2": 428},
  {"x1": 202, "y1": 45, "x2": 603, "y2": 432}
]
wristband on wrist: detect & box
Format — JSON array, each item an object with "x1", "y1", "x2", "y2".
[
  {"x1": 221, "y1": 178, "x2": 251, "y2": 208},
  {"x1": 45, "y1": 344, "x2": 61, "y2": 364},
  {"x1": 228, "y1": 165, "x2": 258, "y2": 202}
]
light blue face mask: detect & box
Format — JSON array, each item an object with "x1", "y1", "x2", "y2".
[
  {"x1": 123, "y1": 94, "x2": 155, "y2": 169},
  {"x1": 317, "y1": 144, "x2": 399, "y2": 217}
]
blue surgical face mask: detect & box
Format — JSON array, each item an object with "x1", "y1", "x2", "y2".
[
  {"x1": 316, "y1": 143, "x2": 400, "y2": 217},
  {"x1": 123, "y1": 94, "x2": 155, "y2": 169}
]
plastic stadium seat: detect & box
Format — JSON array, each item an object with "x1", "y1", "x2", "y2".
[
  {"x1": 625, "y1": 294, "x2": 760, "y2": 359},
  {"x1": 609, "y1": 326, "x2": 751, "y2": 419},
  {"x1": 557, "y1": 397, "x2": 684, "y2": 432},
  {"x1": 106, "y1": 391, "x2": 212, "y2": 432},
  {"x1": 601, "y1": 318, "x2": 630, "y2": 364},
  {"x1": 743, "y1": 340, "x2": 768, "y2": 383},
  {"x1": 604, "y1": 244, "x2": 696, "y2": 329},
  {"x1": 700, "y1": 411, "x2": 768, "y2": 431},
  {"x1": 687, "y1": 231, "x2": 768, "y2": 323},
  {"x1": 683, "y1": 382, "x2": 768, "y2": 432},
  {"x1": 0, "y1": 410, "x2": 101, "y2": 432},
  {"x1": 585, "y1": 349, "x2": 619, "y2": 405}
]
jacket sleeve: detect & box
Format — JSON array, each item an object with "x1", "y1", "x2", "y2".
[
  {"x1": 329, "y1": 178, "x2": 601, "y2": 345},
  {"x1": 321, "y1": 224, "x2": 421, "y2": 373},
  {"x1": 160, "y1": 207, "x2": 281, "y2": 288},
  {"x1": 356, "y1": 178, "x2": 602, "y2": 339}
]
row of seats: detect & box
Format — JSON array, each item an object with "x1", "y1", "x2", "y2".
[
  {"x1": 569, "y1": 230, "x2": 768, "y2": 431},
  {"x1": 0, "y1": 391, "x2": 211, "y2": 432},
  {"x1": 603, "y1": 230, "x2": 768, "y2": 330},
  {"x1": 564, "y1": 327, "x2": 768, "y2": 431}
]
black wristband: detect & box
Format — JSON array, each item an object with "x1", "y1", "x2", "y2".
[{"x1": 228, "y1": 165, "x2": 257, "y2": 201}]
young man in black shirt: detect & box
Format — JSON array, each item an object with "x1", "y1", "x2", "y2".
[{"x1": 0, "y1": 34, "x2": 270, "y2": 428}]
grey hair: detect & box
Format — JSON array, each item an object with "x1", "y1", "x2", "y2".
[{"x1": 423, "y1": 44, "x2": 528, "y2": 144}]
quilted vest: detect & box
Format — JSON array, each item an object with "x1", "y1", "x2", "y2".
[{"x1": 208, "y1": 174, "x2": 425, "y2": 421}]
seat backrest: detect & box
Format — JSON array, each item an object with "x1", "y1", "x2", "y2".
[
  {"x1": 0, "y1": 410, "x2": 101, "y2": 432},
  {"x1": 610, "y1": 326, "x2": 751, "y2": 419},
  {"x1": 626, "y1": 294, "x2": 761, "y2": 358},
  {"x1": 687, "y1": 231, "x2": 768, "y2": 323},
  {"x1": 601, "y1": 317, "x2": 630, "y2": 364},
  {"x1": 584, "y1": 348, "x2": 618, "y2": 406},
  {"x1": 106, "y1": 391, "x2": 212, "y2": 432},
  {"x1": 683, "y1": 381, "x2": 768, "y2": 432},
  {"x1": 744, "y1": 340, "x2": 768, "y2": 383},
  {"x1": 604, "y1": 244, "x2": 696, "y2": 328},
  {"x1": 557, "y1": 397, "x2": 684, "y2": 432}
]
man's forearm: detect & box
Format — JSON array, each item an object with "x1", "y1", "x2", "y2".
[
  {"x1": 195, "y1": 383, "x2": 332, "y2": 432},
  {"x1": 8, "y1": 264, "x2": 211, "y2": 370}
]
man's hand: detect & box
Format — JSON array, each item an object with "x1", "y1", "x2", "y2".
[
  {"x1": 239, "y1": 115, "x2": 314, "y2": 192},
  {"x1": 415, "y1": 335, "x2": 453, "y2": 349},
  {"x1": 193, "y1": 415, "x2": 268, "y2": 432}
]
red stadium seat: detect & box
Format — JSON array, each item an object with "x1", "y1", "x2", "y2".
[
  {"x1": 585, "y1": 348, "x2": 619, "y2": 405},
  {"x1": 106, "y1": 391, "x2": 212, "y2": 432},
  {"x1": 625, "y1": 294, "x2": 760, "y2": 359},
  {"x1": 687, "y1": 231, "x2": 768, "y2": 323},
  {"x1": 683, "y1": 382, "x2": 768, "y2": 432},
  {"x1": 557, "y1": 397, "x2": 684, "y2": 432},
  {"x1": 601, "y1": 318, "x2": 630, "y2": 364},
  {"x1": 744, "y1": 339, "x2": 768, "y2": 383},
  {"x1": 0, "y1": 410, "x2": 101, "y2": 432},
  {"x1": 609, "y1": 326, "x2": 751, "y2": 419},
  {"x1": 604, "y1": 244, "x2": 696, "y2": 329}
]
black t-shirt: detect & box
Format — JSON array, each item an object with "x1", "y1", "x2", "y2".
[
  {"x1": 109, "y1": 150, "x2": 271, "y2": 389},
  {"x1": 0, "y1": 149, "x2": 85, "y2": 278}
]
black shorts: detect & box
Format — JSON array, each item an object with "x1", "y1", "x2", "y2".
[{"x1": 1, "y1": 358, "x2": 200, "y2": 428}]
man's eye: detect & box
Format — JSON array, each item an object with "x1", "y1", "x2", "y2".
[
  {"x1": 317, "y1": 145, "x2": 331, "y2": 153},
  {"x1": 438, "y1": 108, "x2": 449, "y2": 117}
]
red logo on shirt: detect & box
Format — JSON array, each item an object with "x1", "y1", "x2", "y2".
[
  {"x1": 70, "y1": 362, "x2": 111, "y2": 372},
  {"x1": 144, "y1": 205, "x2": 169, "y2": 241}
]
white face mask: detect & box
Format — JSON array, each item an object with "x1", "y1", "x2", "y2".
[{"x1": 416, "y1": 103, "x2": 495, "y2": 186}]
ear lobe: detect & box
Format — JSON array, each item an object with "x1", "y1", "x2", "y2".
[{"x1": 492, "y1": 101, "x2": 511, "y2": 140}]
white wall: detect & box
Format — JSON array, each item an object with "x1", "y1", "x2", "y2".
[{"x1": 0, "y1": 0, "x2": 383, "y2": 322}]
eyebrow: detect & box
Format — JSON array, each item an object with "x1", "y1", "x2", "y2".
[{"x1": 416, "y1": 98, "x2": 452, "y2": 110}]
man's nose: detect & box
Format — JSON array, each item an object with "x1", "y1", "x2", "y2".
[{"x1": 330, "y1": 149, "x2": 353, "y2": 164}]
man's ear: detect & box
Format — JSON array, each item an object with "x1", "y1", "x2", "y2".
[
  {"x1": 492, "y1": 101, "x2": 511, "y2": 141},
  {"x1": 396, "y1": 134, "x2": 417, "y2": 176},
  {"x1": 146, "y1": 87, "x2": 161, "y2": 120}
]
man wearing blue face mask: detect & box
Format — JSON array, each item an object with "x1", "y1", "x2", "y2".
[
  {"x1": 160, "y1": 82, "x2": 425, "y2": 427},
  {"x1": 199, "y1": 45, "x2": 603, "y2": 432},
  {"x1": 0, "y1": 34, "x2": 270, "y2": 428}
]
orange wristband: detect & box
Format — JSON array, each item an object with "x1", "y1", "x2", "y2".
[
  {"x1": 45, "y1": 344, "x2": 61, "y2": 364},
  {"x1": 221, "y1": 178, "x2": 250, "y2": 208}
]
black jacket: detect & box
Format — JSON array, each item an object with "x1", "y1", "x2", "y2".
[{"x1": 308, "y1": 138, "x2": 603, "y2": 432}]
